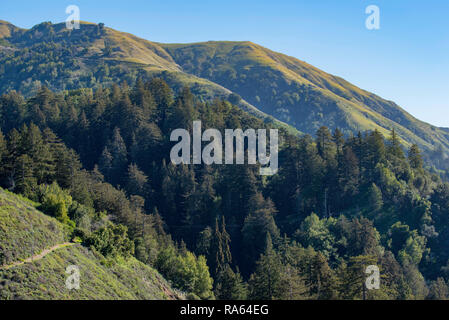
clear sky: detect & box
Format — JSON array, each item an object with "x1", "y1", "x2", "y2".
[{"x1": 1, "y1": 0, "x2": 448, "y2": 127}]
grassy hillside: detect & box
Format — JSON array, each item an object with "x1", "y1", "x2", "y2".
[
  {"x1": 0, "y1": 188, "x2": 69, "y2": 265},
  {"x1": 0, "y1": 245, "x2": 182, "y2": 300},
  {"x1": 162, "y1": 41, "x2": 449, "y2": 155},
  {"x1": 0, "y1": 20, "x2": 448, "y2": 158},
  {"x1": 0, "y1": 187, "x2": 182, "y2": 300},
  {"x1": 0, "y1": 20, "x2": 292, "y2": 131},
  {"x1": 0, "y1": 20, "x2": 23, "y2": 39}
]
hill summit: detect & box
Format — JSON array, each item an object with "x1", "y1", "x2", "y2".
[{"x1": 0, "y1": 20, "x2": 448, "y2": 164}]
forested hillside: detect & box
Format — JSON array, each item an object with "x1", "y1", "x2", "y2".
[
  {"x1": 2, "y1": 79, "x2": 449, "y2": 299},
  {"x1": 0, "y1": 20, "x2": 286, "y2": 128},
  {"x1": 1, "y1": 20, "x2": 449, "y2": 173},
  {"x1": 162, "y1": 41, "x2": 449, "y2": 171},
  {"x1": 0, "y1": 90, "x2": 214, "y2": 299}
]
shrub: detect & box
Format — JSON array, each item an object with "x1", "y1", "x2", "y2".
[
  {"x1": 84, "y1": 224, "x2": 135, "y2": 259},
  {"x1": 37, "y1": 182, "x2": 75, "y2": 227}
]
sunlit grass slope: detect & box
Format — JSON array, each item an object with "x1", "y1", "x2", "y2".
[
  {"x1": 162, "y1": 41, "x2": 449, "y2": 153},
  {"x1": 0, "y1": 187, "x2": 182, "y2": 300}
]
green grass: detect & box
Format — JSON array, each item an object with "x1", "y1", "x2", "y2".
[
  {"x1": 0, "y1": 187, "x2": 69, "y2": 265},
  {"x1": 0, "y1": 245, "x2": 183, "y2": 300},
  {"x1": 0, "y1": 187, "x2": 183, "y2": 300}
]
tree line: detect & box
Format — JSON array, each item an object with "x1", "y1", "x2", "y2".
[{"x1": 2, "y1": 79, "x2": 449, "y2": 299}]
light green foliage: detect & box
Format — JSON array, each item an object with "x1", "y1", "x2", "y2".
[
  {"x1": 38, "y1": 182, "x2": 74, "y2": 227},
  {"x1": 156, "y1": 247, "x2": 214, "y2": 299},
  {"x1": 388, "y1": 222, "x2": 426, "y2": 265},
  {"x1": 366, "y1": 183, "x2": 383, "y2": 213},
  {"x1": 295, "y1": 213, "x2": 336, "y2": 260},
  {"x1": 0, "y1": 187, "x2": 68, "y2": 265},
  {"x1": 85, "y1": 224, "x2": 135, "y2": 259},
  {"x1": 0, "y1": 245, "x2": 183, "y2": 300}
]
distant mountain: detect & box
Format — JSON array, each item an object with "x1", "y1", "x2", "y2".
[
  {"x1": 0, "y1": 20, "x2": 22, "y2": 38},
  {"x1": 1, "y1": 20, "x2": 448, "y2": 161},
  {"x1": 162, "y1": 41, "x2": 449, "y2": 154},
  {"x1": 0, "y1": 20, "x2": 288, "y2": 129}
]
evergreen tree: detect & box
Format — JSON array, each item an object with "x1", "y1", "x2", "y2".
[
  {"x1": 387, "y1": 128, "x2": 405, "y2": 159},
  {"x1": 14, "y1": 154, "x2": 36, "y2": 196},
  {"x1": 126, "y1": 163, "x2": 148, "y2": 197},
  {"x1": 366, "y1": 183, "x2": 383, "y2": 214},
  {"x1": 248, "y1": 233, "x2": 282, "y2": 300},
  {"x1": 363, "y1": 129, "x2": 386, "y2": 182},
  {"x1": 211, "y1": 216, "x2": 232, "y2": 275},
  {"x1": 215, "y1": 264, "x2": 248, "y2": 300},
  {"x1": 333, "y1": 128, "x2": 345, "y2": 154},
  {"x1": 408, "y1": 144, "x2": 423, "y2": 170},
  {"x1": 277, "y1": 264, "x2": 308, "y2": 300},
  {"x1": 165, "y1": 86, "x2": 196, "y2": 132},
  {"x1": 102, "y1": 127, "x2": 128, "y2": 185},
  {"x1": 241, "y1": 193, "x2": 280, "y2": 273},
  {"x1": 338, "y1": 255, "x2": 377, "y2": 300},
  {"x1": 427, "y1": 277, "x2": 449, "y2": 300},
  {"x1": 147, "y1": 78, "x2": 173, "y2": 126},
  {"x1": 316, "y1": 126, "x2": 336, "y2": 161},
  {"x1": 98, "y1": 146, "x2": 113, "y2": 180}
]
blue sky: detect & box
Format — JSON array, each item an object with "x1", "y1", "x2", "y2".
[{"x1": 1, "y1": 0, "x2": 448, "y2": 126}]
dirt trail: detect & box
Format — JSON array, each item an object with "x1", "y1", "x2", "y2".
[{"x1": 0, "y1": 242, "x2": 76, "y2": 270}]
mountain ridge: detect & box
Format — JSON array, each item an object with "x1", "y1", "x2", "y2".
[
  {"x1": 0, "y1": 20, "x2": 294, "y2": 131},
  {"x1": 0, "y1": 20, "x2": 448, "y2": 162},
  {"x1": 161, "y1": 39, "x2": 449, "y2": 157}
]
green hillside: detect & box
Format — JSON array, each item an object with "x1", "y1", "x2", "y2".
[
  {"x1": 0, "y1": 19, "x2": 448, "y2": 163},
  {"x1": 0, "y1": 188, "x2": 69, "y2": 265},
  {"x1": 0, "y1": 20, "x2": 23, "y2": 39},
  {"x1": 0, "y1": 187, "x2": 182, "y2": 300},
  {"x1": 162, "y1": 41, "x2": 449, "y2": 156},
  {"x1": 0, "y1": 20, "x2": 289, "y2": 130},
  {"x1": 2, "y1": 72, "x2": 449, "y2": 300},
  {"x1": 0, "y1": 245, "x2": 182, "y2": 300}
]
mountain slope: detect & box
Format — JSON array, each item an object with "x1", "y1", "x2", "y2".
[
  {"x1": 0, "y1": 20, "x2": 448, "y2": 158},
  {"x1": 0, "y1": 245, "x2": 181, "y2": 299},
  {"x1": 0, "y1": 188, "x2": 69, "y2": 265},
  {"x1": 0, "y1": 187, "x2": 182, "y2": 300},
  {"x1": 0, "y1": 20, "x2": 23, "y2": 39},
  {"x1": 0, "y1": 20, "x2": 290, "y2": 130},
  {"x1": 162, "y1": 41, "x2": 449, "y2": 154}
]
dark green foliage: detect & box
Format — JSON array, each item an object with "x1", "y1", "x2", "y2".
[
  {"x1": 408, "y1": 144, "x2": 424, "y2": 170},
  {"x1": 215, "y1": 264, "x2": 248, "y2": 300},
  {"x1": 427, "y1": 278, "x2": 449, "y2": 300},
  {"x1": 248, "y1": 234, "x2": 283, "y2": 300},
  {"x1": 2, "y1": 79, "x2": 449, "y2": 300}
]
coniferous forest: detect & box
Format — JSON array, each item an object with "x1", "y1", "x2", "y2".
[
  {"x1": 0, "y1": 4, "x2": 448, "y2": 304},
  {"x1": 2, "y1": 80, "x2": 449, "y2": 300}
]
